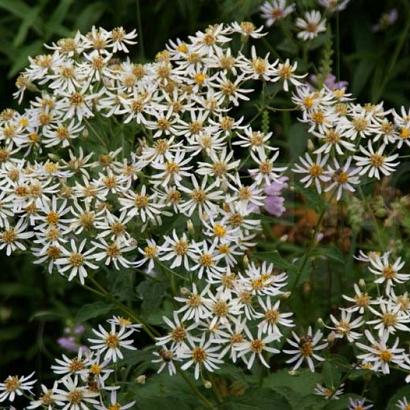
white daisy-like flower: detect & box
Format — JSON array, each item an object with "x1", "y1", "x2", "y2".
[
  {"x1": 356, "y1": 330, "x2": 404, "y2": 374},
  {"x1": 236, "y1": 326, "x2": 280, "y2": 369},
  {"x1": 293, "y1": 153, "x2": 330, "y2": 193},
  {"x1": 53, "y1": 375, "x2": 99, "y2": 410},
  {"x1": 179, "y1": 334, "x2": 223, "y2": 379},
  {"x1": 283, "y1": 327, "x2": 328, "y2": 372},
  {"x1": 353, "y1": 142, "x2": 399, "y2": 180},
  {"x1": 348, "y1": 397, "x2": 373, "y2": 410},
  {"x1": 296, "y1": 11, "x2": 327, "y2": 41},
  {"x1": 56, "y1": 239, "x2": 97, "y2": 284},
  {"x1": 256, "y1": 297, "x2": 294, "y2": 339},
  {"x1": 314, "y1": 383, "x2": 344, "y2": 400},
  {"x1": 327, "y1": 308, "x2": 364, "y2": 342},
  {"x1": 0, "y1": 372, "x2": 36, "y2": 402},
  {"x1": 27, "y1": 382, "x2": 59, "y2": 410},
  {"x1": 325, "y1": 157, "x2": 361, "y2": 200},
  {"x1": 271, "y1": 59, "x2": 306, "y2": 91},
  {"x1": 368, "y1": 253, "x2": 410, "y2": 293},
  {"x1": 88, "y1": 323, "x2": 137, "y2": 363},
  {"x1": 260, "y1": 0, "x2": 295, "y2": 27},
  {"x1": 230, "y1": 22, "x2": 267, "y2": 39},
  {"x1": 152, "y1": 346, "x2": 179, "y2": 376}
]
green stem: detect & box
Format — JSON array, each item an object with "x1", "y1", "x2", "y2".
[{"x1": 136, "y1": 0, "x2": 145, "y2": 60}]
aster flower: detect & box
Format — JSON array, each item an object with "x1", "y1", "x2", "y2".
[
  {"x1": 236, "y1": 326, "x2": 279, "y2": 369},
  {"x1": 283, "y1": 327, "x2": 328, "y2": 372},
  {"x1": 179, "y1": 334, "x2": 223, "y2": 379},
  {"x1": 356, "y1": 330, "x2": 404, "y2": 374},
  {"x1": 88, "y1": 323, "x2": 137, "y2": 363},
  {"x1": 368, "y1": 253, "x2": 409, "y2": 293},
  {"x1": 0, "y1": 372, "x2": 36, "y2": 402},
  {"x1": 292, "y1": 153, "x2": 330, "y2": 193},
  {"x1": 354, "y1": 142, "x2": 399, "y2": 180},
  {"x1": 260, "y1": 0, "x2": 295, "y2": 27},
  {"x1": 296, "y1": 11, "x2": 327, "y2": 41},
  {"x1": 314, "y1": 383, "x2": 344, "y2": 400},
  {"x1": 53, "y1": 376, "x2": 99, "y2": 410}
]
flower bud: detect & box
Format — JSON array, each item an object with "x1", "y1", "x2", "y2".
[
  {"x1": 136, "y1": 375, "x2": 146, "y2": 384},
  {"x1": 204, "y1": 380, "x2": 212, "y2": 389}
]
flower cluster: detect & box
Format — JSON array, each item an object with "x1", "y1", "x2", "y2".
[
  {"x1": 291, "y1": 85, "x2": 405, "y2": 199},
  {"x1": 260, "y1": 0, "x2": 342, "y2": 41},
  {"x1": 0, "y1": 316, "x2": 139, "y2": 409}
]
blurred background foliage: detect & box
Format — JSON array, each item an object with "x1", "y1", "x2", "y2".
[{"x1": 1, "y1": 0, "x2": 410, "y2": 407}]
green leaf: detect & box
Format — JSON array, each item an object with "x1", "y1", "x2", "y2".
[
  {"x1": 75, "y1": 301, "x2": 115, "y2": 323},
  {"x1": 136, "y1": 279, "x2": 168, "y2": 319},
  {"x1": 0, "y1": 0, "x2": 31, "y2": 19},
  {"x1": 223, "y1": 388, "x2": 291, "y2": 409},
  {"x1": 286, "y1": 123, "x2": 308, "y2": 160},
  {"x1": 8, "y1": 40, "x2": 43, "y2": 77}
]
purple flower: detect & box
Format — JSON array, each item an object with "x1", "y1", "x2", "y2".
[
  {"x1": 323, "y1": 74, "x2": 348, "y2": 90},
  {"x1": 57, "y1": 336, "x2": 79, "y2": 352},
  {"x1": 310, "y1": 73, "x2": 348, "y2": 90},
  {"x1": 264, "y1": 176, "x2": 288, "y2": 217}
]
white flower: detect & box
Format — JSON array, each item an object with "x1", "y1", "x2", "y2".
[
  {"x1": 51, "y1": 350, "x2": 90, "y2": 377},
  {"x1": 367, "y1": 299, "x2": 410, "y2": 337},
  {"x1": 296, "y1": 11, "x2": 327, "y2": 41},
  {"x1": 325, "y1": 157, "x2": 361, "y2": 200},
  {"x1": 343, "y1": 283, "x2": 372, "y2": 314},
  {"x1": 175, "y1": 284, "x2": 212, "y2": 322},
  {"x1": 236, "y1": 326, "x2": 280, "y2": 368},
  {"x1": 0, "y1": 372, "x2": 36, "y2": 402},
  {"x1": 53, "y1": 376, "x2": 99, "y2": 409},
  {"x1": 327, "y1": 309, "x2": 363, "y2": 342},
  {"x1": 283, "y1": 327, "x2": 328, "y2": 372},
  {"x1": 156, "y1": 312, "x2": 197, "y2": 347},
  {"x1": 249, "y1": 149, "x2": 287, "y2": 186},
  {"x1": 348, "y1": 398, "x2": 373, "y2": 409},
  {"x1": 0, "y1": 219, "x2": 34, "y2": 256},
  {"x1": 230, "y1": 22, "x2": 267, "y2": 39},
  {"x1": 260, "y1": 0, "x2": 295, "y2": 27},
  {"x1": 119, "y1": 185, "x2": 163, "y2": 223},
  {"x1": 179, "y1": 334, "x2": 223, "y2": 379},
  {"x1": 354, "y1": 142, "x2": 399, "y2": 180},
  {"x1": 368, "y1": 253, "x2": 409, "y2": 293},
  {"x1": 318, "y1": 0, "x2": 351, "y2": 13},
  {"x1": 179, "y1": 176, "x2": 224, "y2": 217},
  {"x1": 356, "y1": 330, "x2": 404, "y2": 374},
  {"x1": 27, "y1": 382, "x2": 59, "y2": 410},
  {"x1": 271, "y1": 59, "x2": 306, "y2": 92},
  {"x1": 293, "y1": 153, "x2": 330, "y2": 193},
  {"x1": 256, "y1": 297, "x2": 294, "y2": 339},
  {"x1": 159, "y1": 230, "x2": 195, "y2": 270},
  {"x1": 88, "y1": 323, "x2": 137, "y2": 363},
  {"x1": 314, "y1": 383, "x2": 344, "y2": 400},
  {"x1": 396, "y1": 397, "x2": 410, "y2": 410},
  {"x1": 56, "y1": 239, "x2": 98, "y2": 284}
]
